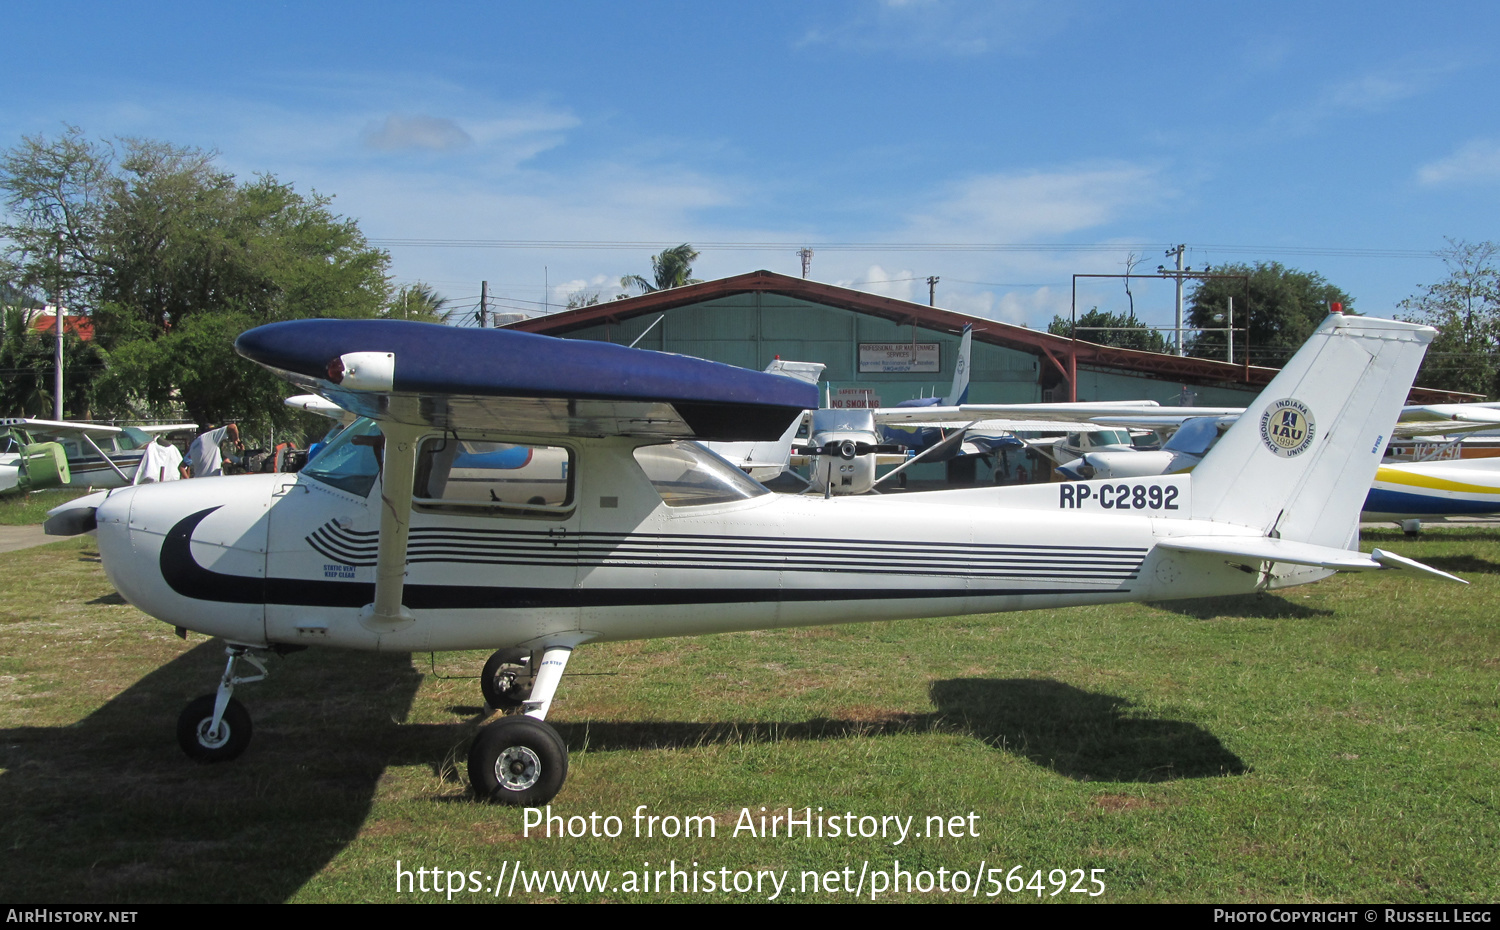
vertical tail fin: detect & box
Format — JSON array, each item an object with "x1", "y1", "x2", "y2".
[
  {"x1": 1190, "y1": 313, "x2": 1433, "y2": 547},
  {"x1": 944, "y1": 324, "x2": 972, "y2": 406}
]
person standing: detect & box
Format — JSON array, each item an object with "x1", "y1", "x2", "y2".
[
  {"x1": 134, "y1": 433, "x2": 184, "y2": 484},
  {"x1": 183, "y1": 423, "x2": 241, "y2": 478}
]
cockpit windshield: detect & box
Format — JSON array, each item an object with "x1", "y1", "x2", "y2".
[
  {"x1": 1163, "y1": 417, "x2": 1222, "y2": 456},
  {"x1": 633, "y1": 441, "x2": 770, "y2": 507},
  {"x1": 300, "y1": 418, "x2": 384, "y2": 497},
  {"x1": 118, "y1": 427, "x2": 151, "y2": 451}
]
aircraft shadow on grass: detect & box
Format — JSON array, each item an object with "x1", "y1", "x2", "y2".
[
  {"x1": 0, "y1": 639, "x2": 445, "y2": 904},
  {"x1": 0, "y1": 655, "x2": 1239, "y2": 902},
  {"x1": 1148, "y1": 592, "x2": 1335, "y2": 620},
  {"x1": 547, "y1": 677, "x2": 1246, "y2": 784},
  {"x1": 1410, "y1": 554, "x2": 1500, "y2": 575}
]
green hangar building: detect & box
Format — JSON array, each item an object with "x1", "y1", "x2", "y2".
[{"x1": 506, "y1": 270, "x2": 1281, "y2": 409}]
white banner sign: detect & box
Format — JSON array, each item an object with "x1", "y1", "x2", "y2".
[
  {"x1": 859, "y1": 342, "x2": 940, "y2": 373},
  {"x1": 831, "y1": 388, "x2": 882, "y2": 409}
]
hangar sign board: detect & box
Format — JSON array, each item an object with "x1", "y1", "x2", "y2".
[
  {"x1": 859, "y1": 342, "x2": 940, "y2": 373},
  {"x1": 831, "y1": 388, "x2": 882, "y2": 409}
]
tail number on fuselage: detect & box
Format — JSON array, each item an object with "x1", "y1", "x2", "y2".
[{"x1": 1060, "y1": 482, "x2": 1179, "y2": 510}]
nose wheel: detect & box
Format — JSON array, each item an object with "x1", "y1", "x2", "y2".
[
  {"x1": 178, "y1": 694, "x2": 252, "y2": 762},
  {"x1": 176, "y1": 645, "x2": 268, "y2": 763}
]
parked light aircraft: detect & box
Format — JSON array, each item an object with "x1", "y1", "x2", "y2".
[
  {"x1": 703, "y1": 358, "x2": 824, "y2": 482},
  {"x1": 1, "y1": 418, "x2": 195, "y2": 496},
  {"x1": 49, "y1": 313, "x2": 1462, "y2": 806}
]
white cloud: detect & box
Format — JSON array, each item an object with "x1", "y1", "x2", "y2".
[
  {"x1": 797, "y1": 0, "x2": 1072, "y2": 58},
  {"x1": 836, "y1": 265, "x2": 920, "y2": 302},
  {"x1": 1418, "y1": 139, "x2": 1500, "y2": 186},
  {"x1": 901, "y1": 163, "x2": 1167, "y2": 241},
  {"x1": 1270, "y1": 62, "x2": 1452, "y2": 134},
  {"x1": 363, "y1": 114, "x2": 474, "y2": 151}
]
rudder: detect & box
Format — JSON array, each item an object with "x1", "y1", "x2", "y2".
[{"x1": 1189, "y1": 313, "x2": 1433, "y2": 548}]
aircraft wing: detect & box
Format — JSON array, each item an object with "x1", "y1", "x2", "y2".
[
  {"x1": 1089, "y1": 414, "x2": 1240, "y2": 431},
  {"x1": 236, "y1": 320, "x2": 818, "y2": 442},
  {"x1": 873, "y1": 402, "x2": 1244, "y2": 425},
  {"x1": 1091, "y1": 409, "x2": 1500, "y2": 438},
  {"x1": 0, "y1": 418, "x2": 124, "y2": 438},
  {"x1": 136, "y1": 423, "x2": 197, "y2": 435},
  {"x1": 892, "y1": 418, "x2": 1119, "y2": 433},
  {"x1": 1402, "y1": 402, "x2": 1500, "y2": 424},
  {"x1": 284, "y1": 394, "x2": 348, "y2": 420}
]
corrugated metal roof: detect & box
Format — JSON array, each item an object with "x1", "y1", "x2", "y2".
[{"x1": 506, "y1": 270, "x2": 1474, "y2": 403}]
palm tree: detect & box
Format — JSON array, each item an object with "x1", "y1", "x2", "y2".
[
  {"x1": 620, "y1": 244, "x2": 701, "y2": 295},
  {"x1": 387, "y1": 283, "x2": 451, "y2": 323}
]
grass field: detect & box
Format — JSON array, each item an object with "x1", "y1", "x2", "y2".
[
  {"x1": 0, "y1": 488, "x2": 91, "y2": 526},
  {"x1": 0, "y1": 527, "x2": 1495, "y2": 903}
]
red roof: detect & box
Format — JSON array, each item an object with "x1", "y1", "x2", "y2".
[
  {"x1": 32, "y1": 314, "x2": 94, "y2": 341},
  {"x1": 506, "y1": 270, "x2": 1472, "y2": 403}
]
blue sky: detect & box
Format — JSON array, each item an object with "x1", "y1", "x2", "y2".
[{"x1": 7, "y1": 1, "x2": 1500, "y2": 332}]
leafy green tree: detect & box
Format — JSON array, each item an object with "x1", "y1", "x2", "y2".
[
  {"x1": 1184, "y1": 262, "x2": 1352, "y2": 367},
  {"x1": 1399, "y1": 240, "x2": 1500, "y2": 397},
  {"x1": 620, "y1": 244, "x2": 701, "y2": 295},
  {"x1": 0, "y1": 302, "x2": 103, "y2": 418},
  {"x1": 2, "y1": 129, "x2": 391, "y2": 431},
  {"x1": 1047, "y1": 307, "x2": 1169, "y2": 352}
]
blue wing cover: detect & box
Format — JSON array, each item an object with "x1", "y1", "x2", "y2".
[{"x1": 236, "y1": 319, "x2": 817, "y2": 441}]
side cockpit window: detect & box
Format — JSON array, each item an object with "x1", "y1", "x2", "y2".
[
  {"x1": 300, "y1": 418, "x2": 384, "y2": 497},
  {"x1": 415, "y1": 436, "x2": 573, "y2": 514}
]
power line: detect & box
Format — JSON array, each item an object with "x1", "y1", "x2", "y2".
[{"x1": 365, "y1": 238, "x2": 1441, "y2": 260}]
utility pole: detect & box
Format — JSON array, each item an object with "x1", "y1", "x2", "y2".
[
  {"x1": 1168, "y1": 244, "x2": 1186, "y2": 355},
  {"x1": 1227, "y1": 295, "x2": 1234, "y2": 364},
  {"x1": 1156, "y1": 244, "x2": 1189, "y2": 356},
  {"x1": 927, "y1": 275, "x2": 940, "y2": 307},
  {"x1": 797, "y1": 248, "x2": 814, "y2": 279},
  {"x1": 479, "y1": 280, "x2": 488, "y2": 328},
  {"x1": 53, "y1": 238, "x2": 64, "y2": 420}
]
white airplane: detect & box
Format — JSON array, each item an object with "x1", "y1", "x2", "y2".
[
  {"x1": 703, "y1": 358, "x2": 824, "y2": 482},
  {"x1": 801, "y1": 322, "x2": 1225, "y2": 494},
  {"x1": 48, "y1": 312, "x2": 1462, "y2": 807},
  {"x1": 1, "y1": 418, "x2": 195, "y2": 496}
]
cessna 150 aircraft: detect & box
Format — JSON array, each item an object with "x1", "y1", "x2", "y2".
[
  {"x1": 50, "y1": 312, "x2": 1462, "y2": 806},
  {"x1": 1, "y1": 418, "x2": 196, "y2": 496}
]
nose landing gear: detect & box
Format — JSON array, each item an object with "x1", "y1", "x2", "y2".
[{"x1": 177, "y1": 645, "x2": 268, "y2": 763}]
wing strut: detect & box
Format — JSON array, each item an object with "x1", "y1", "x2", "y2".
[
  {"x1": 360, "y1": 421, "x2": 423, "y2": 633},
  {"x1": 872, "y1": 421, "x2": 977, "y2": 489},
  {"x1": 79, "y1": 433, "x2": 133, "y2": 484}
]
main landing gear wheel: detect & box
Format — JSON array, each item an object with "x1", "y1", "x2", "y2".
[
  {"x1": 481, "y1": 648, "x2": 532, "y2": 710},
  {"x1": 177, "y1": 694, "x2": 252, "y2": 763},
  {"x1": 468, "y1": 716, "x2": 568, "y2": 806}
]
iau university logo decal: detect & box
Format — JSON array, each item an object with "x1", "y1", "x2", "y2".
[{"x1": 1260, "y1": 398, "x2": 1316, "y2": 458}]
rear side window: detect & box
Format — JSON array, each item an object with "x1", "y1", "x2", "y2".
[
  {"x1": 415, "y1": 436, "x2": 573, "y2": 512},
  {"x1": 632, "y1": 441, "x2": 769, "y2": 507}
]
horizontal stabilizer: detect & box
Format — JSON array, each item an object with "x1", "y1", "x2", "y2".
[
  {"x1": 1369, "y1": 547, "x2": 1468, "y2": 583},
  {"x1": 1157, "y1": 536, "x2": 1465, "y2": 583}
]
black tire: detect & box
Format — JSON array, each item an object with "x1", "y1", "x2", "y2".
[
  {"x1": 481, "y1": 648, "x2": 531, "y2": 710},
  {"x1": 468, "y1": 716, "x2": 568, "y2": 805},
  {"x1": 177, "y1": 694, "x2": 252, "y2": 763}
]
